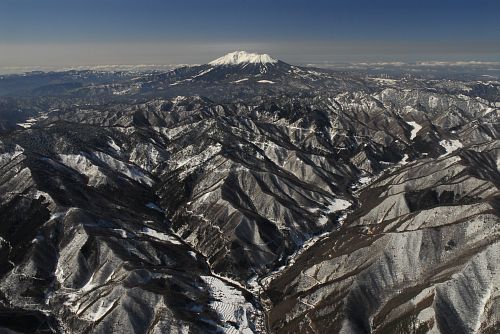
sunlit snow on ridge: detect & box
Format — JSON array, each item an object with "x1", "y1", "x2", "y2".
[{"x1": 209, "y1": 51, "x2": 278, "y2": 66}]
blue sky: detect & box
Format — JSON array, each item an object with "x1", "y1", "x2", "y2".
[{"x1": 0, "y1": 0, "x2": 499, "y2": 68}]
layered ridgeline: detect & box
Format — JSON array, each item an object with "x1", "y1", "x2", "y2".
[{"x1": 0, "y1": 52, "x2": 499, "y2": 333}]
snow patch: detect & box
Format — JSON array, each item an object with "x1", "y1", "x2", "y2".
[
  {"x1": 17, "y1": 117, "x2": 38, "y2": 129},
  {"x1": 192, "y1": 67, "x2": 213, "y2": 78},
  {"x1": 318, "y1": 198, "x2": 352, "y2": 225},
  {"x1": 439, "y1": 139, "x2": 463, "y2": 156},
  {"x1": 406, "y1": 121, "x2": 422, "y2": 140},
  {"x1": 257, "y1": 80, "x2": 275, "y2": 84},
  {"x1": 107, "y1": 138, "x2": 121, "y2": 152},
  {"x1": 358, "y1": 176, "x2": 373, "y2": 185},
  {"x1": 140, "y1": 227, "x2": 181, "y2": 245}
]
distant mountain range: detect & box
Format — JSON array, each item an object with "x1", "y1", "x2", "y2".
[{"x1": 0, "y1": 51, "x2": 499, "y2": 334}]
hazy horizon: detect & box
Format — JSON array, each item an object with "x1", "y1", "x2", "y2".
[
  {"x1": 1, "y1": 0, "x2": 499, "y2": 73},
  {"x1": 1, "y1": 43, "x2": 500, "y2": 75}
]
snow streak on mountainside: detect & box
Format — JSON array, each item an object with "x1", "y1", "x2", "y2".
[{"x1": 0, "y1": 53, "x2": 499, "y2": 333}]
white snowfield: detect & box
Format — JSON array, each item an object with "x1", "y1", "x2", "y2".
[
  {"x1": 406, "y1": 121, "x2": 422, "y2": 140},
  {"x1": 209, "y1": 51, "x2": 278, "y2": 66},
  {"x1": 440, "y1": 139, "x2": 463, "y2": 156},
  {"x1": 201, "y1": 276, "x2": 261, "y2": 334}
]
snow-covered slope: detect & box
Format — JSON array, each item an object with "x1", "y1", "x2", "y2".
[{"x1": 209, "y1": 51, "x2": 278, "y2": 66}]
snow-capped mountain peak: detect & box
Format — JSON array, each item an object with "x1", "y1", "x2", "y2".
[{"x1": 209, "y1": 51, "x2": 278, "y2": 66}]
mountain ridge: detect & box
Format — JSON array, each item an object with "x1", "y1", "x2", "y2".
[{"x1": 0, "y1": 53, "x2": 499, "y2": 333}]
